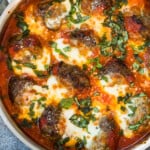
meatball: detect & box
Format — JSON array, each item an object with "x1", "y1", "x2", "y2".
[
  {"x1": 100, "y1": 59, "x2": 132, "y2": 80},
  {"x1": 37, "y1": 0, "x2": 71, "y2": 30},
  {"x1": 70, "y1": 29, "x2": 97, "y2": 47},
  {"x1": 8, "y1": 76, "x2": 34, "y2": 102},
  {"x1": 39, "y1": 106, "x2": 61, "y2": 139},
  {"x1": 81, "y1": 0, "x2": 112, "y2": 14},
  {"x1": 128, "y1": 96, "x2": 150, "y2": 125},
  {"x1": 91, "y1": 0, "x2": 112, "y2": 10},
  {"x1": 37, "y1": 0, "x2": 53, "y2": 16},
  {"x1": 53, "y1": 62, "x2": 90, "y2": 89},
  {"x1": 9, "y1": 34, "x2": 42, "y2": 51},
  {"x1": 8, "y1": 35, "x2": 42, "y2": 63},
  {"x1": 99, "y1": 116, "x2": 115, "y2": 132}
]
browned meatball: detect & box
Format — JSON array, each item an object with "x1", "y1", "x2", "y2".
[
  {"x1": 53, "y1": 62, "x2": 90, "y2": 90},
  {"x1": 81, "y1": 0, "x2": 112, "y2": 14},
  {"x1": 8, "y1": 76, "x2": 34, "y2": 102},
  {"x1": 8, "y1": 35, "x2": 43, "y2": 63},
  {"x1": 70, "y1": 29, "x2": 97, "y2": 47},
  {"x1": 100, "y1": 59, "x2": 133, "y2": 80},
  {"x1": 37, "y1": 0, "x2": 70, "y2": 30},
  {"x1": 99, "y1": 116, "x2": 115, "y2": 132},
  {"x1": 39, "y1": 106, "x2": 61, "y2": 139}
]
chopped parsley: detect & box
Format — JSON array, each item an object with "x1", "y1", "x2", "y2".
[
  {"x1": 120, "y1": 106, "x2": 126, "y2": 112},
  {"x1": 49, "y1": 41, "x2": 68, "y2": 58},
  {"x1": 128, "y1": 105, "x2": 137, "y2": 117},
  {"x1": 20, "y1": 119, "x2": 32, "y2": 128},
  {"x1": 60, "y1": 98, "x2": 74, "y2": 109},
  {"x1": 117, "y1": 93, "x2": 132, "y2": 104},
  {"x1": 128, "y1": 115, "x2": 150, "y2": 131},
  {"x1": 28, "y1": 103, "x2": 35, "y2": 117},
  {"x1": 75, "y1": 137, "x2": 86, "y2": 149},
  {"x1": 102, "y1": 6, "x2": 128, "y2": 59},
  {"x1": 16, "y1": 12, "x2": 30, "y2": 37},
  {"x1": 70, "y1": 114, "x2": 89, "y2": 129},
  {"x1": 23, "y1": 62, "x2": 37, "y2": 69},
  {"x1": 6, "y1": 57, "x2": 13, "y2": 70},
  {"x1": 68, "y1": 0, "x2": 90, "y2": 24},
  {"x1": 34, "y1": 70, "x2": 48, "y2": 78}
]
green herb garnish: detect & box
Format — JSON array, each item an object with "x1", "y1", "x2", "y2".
[
  {"x1": 60, "y1": 98, "x2": 74, "y2": 109},
  {"x1": 70, "y1": 114, "x2": 89, "y2": 129}
]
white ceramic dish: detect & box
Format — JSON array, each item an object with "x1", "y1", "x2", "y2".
[{"x1": 0, "y1": 1, "x2": 150, "y2": 150}]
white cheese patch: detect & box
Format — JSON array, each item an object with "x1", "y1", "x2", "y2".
[
  {"x1": 12, "y1": 47, "x2": 51, "y2": 77},
  {"x1": 52, "y1": 38, "x2": 91, "y2": 67},
  {"x1": 62, "y1": 109, "x2": 102, "y2": 149},
  {"x1": 46, "y1": 75, "x2": 73, "y2": 104},
  {"x1": 100, "y1": 75, "x2": 128, "y2": 97},
  {"x1": 99, "y1": 74, "x2": 135, "y2": 138},
  {"x1": 24, "y1": 5, "x2": 50, "y2": 40}
]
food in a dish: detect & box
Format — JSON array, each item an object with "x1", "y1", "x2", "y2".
[{"x1": 0, "y1": 0, "x2": 150, "y2": 149}]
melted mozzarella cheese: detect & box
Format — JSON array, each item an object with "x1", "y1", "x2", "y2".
[
  {"x1": 12, "y1": 47, "x2": 51, "y2": 77},
  {"x1": 62, "y1": 109, "x2": 102, "y2": 149},
  {"x1": 24, "y1": 5, "x2": 50, "y2": 40},
  {"x1": 100, "y1": 75, "x2": 129, "y2": 97},
  {"x1": 18, "y1": 85, "x2": 48, "y2": 120},
  {"x1": 46, "y1": 75, "x2": 74, "y2": 104},
  {"x1": 52, "y1": 38, "x2": 91, "y2": 67},
  {"x1": 99, "y1": 74, "x2": 135, "y2": 138}
]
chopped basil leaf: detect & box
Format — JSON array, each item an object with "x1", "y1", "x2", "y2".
[
  {"x1": 93, "y1": 107, "x2": 99, "y2": 113},
  {"x1": 75, "y1": 138, "x2": 86, "y2": 149},
  {"x1": 6, "y1": 57, "x2": 13, "y2": 70},
  {"x1": 63, "y1": 46, "x2": 71, "y2": 52},
  {"x1": 78, "y1": 97, "x2": 92, "y2": 114},
  {"x1": 23, "y1": 62, "x2": 37, "y2": 69},
  {"x1": 101, "y1": 75, "x2": 108, "y2": 82},
  {"x1": 128, "y1": 115, "x2": 150, "y2": 130},
  {"x1": 134, "y1": 54, "x2": 143, "y2": 63},
  {"x1": 132, "y1": 62, "x2": 140, "y2": 70},
  {"x1": 82, "y1": 64, "x2": 88, "y2": 70},
  {"x1": 34, "y1": 70, "x2": 48, "y2": 78},
  {"x1": 54, "y1": 137, "x2": 70, "y2": 149},
  {"x1": 37, "y1": 97, "x2": 46, "y2": 102},
  {"x1": 102, "y1": 10, "x2": 128, "y2": 59},
  {"x1": 117, "y1": 93, "x2": 132, "y2": 104},
  {"x1": 60, "y1": 98, "x2": 74, "y2": 109},
  {"x1": 16, "y1": 12, "x2": 30, "y2": 36},
  {"x1": 28, "y1": 103, "x2": 35, "y2": 117},
  {"x1": 42, "y1": 85, "x2": 49, "y2": 89},
  {"x1": 134, "y1": 92, "x2": 146, "y2": 97},
  {"x1": 138, "y1": 68, "x2": 144, "y2": 75},
  {"x1": 68, "y1": 0, "x2": 89, "y2": 24},
  {"x1": 50, "y1": 41, "x2": 68, "y2": 58},
  {"x1": 20, "y1": 119, "x2": 32, "y2": 128},
  {"x1": 15, "y1": 65, "x2": 22, "y2": 70},
  {"x1": 120, "y1": 106, "x2": 126, "y2": 112},
  {"x1": 99, "y1": 34, "x2": 112, "y2": 56},
  {"x1": 70, "y1": 114, "x2": 89, "y2": 128},
  {"x1": 128, "y1": 105, "x2": 137, "y2": 117}
]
